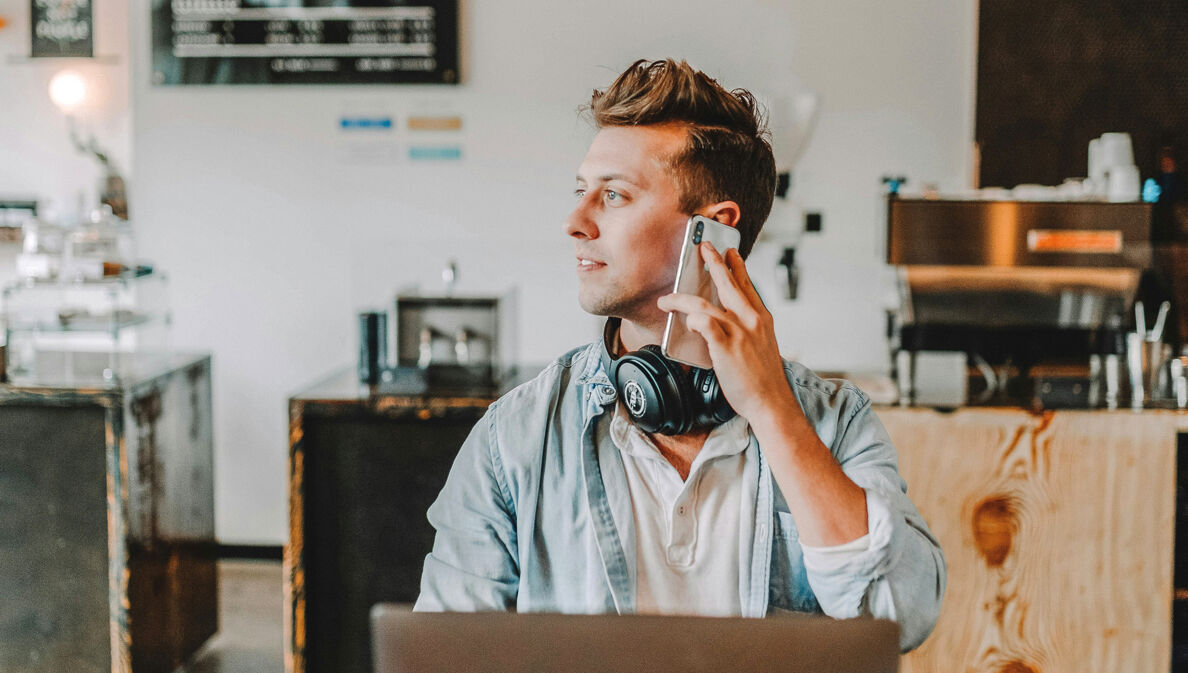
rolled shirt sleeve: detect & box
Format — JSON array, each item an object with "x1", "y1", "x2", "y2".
[
  {"x1": 800, "y1": 533, "x2": 871, "y2": 564},
  {"x1": 800, "y1": 397, "x2": 946, "y2": 652}
]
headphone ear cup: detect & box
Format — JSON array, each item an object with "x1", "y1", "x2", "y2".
[
  {"x1": 616, "y1": 346, "x2": 692, "y2": 435},
  {"x1": 689, "y1": 367, "x2": 737, "y2": 426}
]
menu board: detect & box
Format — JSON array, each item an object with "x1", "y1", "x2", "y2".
[
  {"x1": 151, "y1": 1, "x2": 458, "y2": 85},
  {"x1": 31, "y1": 0, "x2": 93, "y2": 58}
]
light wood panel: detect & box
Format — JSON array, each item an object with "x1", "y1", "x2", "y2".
[{"x1": 879, "y1": 408, "x2": 1185, "y2": 673}]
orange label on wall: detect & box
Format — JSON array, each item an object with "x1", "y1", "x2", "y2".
[
  {"x1": 1027, "y1": 230, "x2": 1123, "y2": 254},
  {"x1": 408, "y1": 116, "x2": 463, "y2": 131}
]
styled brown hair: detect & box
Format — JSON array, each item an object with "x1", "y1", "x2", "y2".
[{"x1": 587, "y1": 59, "x2": 777, "y2": 258}]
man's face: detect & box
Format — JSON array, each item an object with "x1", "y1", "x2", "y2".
[{"x1": 565, "y1": 124, "x2": 690, "y2": 326}]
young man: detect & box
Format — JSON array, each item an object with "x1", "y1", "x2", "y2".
[{"x1": 415, "y1": 59, "x2": 944, "y2": 651}]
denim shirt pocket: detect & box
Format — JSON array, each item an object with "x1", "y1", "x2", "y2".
[{"x1": 768, "y1": 511, "x2": 821, "y2": 614}]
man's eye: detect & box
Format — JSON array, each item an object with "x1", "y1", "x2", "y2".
[
  {"x1": 574, "y1": 188, "x2": 586, "y2": 199},
  {"x1": 605, "y1": 190, "x2": 620, "y2": 202}
]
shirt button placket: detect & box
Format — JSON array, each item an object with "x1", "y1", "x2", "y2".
[{"x1": 667, "y1": 491, "x2": 695, "y2": 566}]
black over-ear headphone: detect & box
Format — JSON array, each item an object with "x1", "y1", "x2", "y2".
[{"x1": 599, "y1": 318, "x2": 736, "y2": 435}]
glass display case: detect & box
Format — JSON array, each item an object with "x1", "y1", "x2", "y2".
[{"x1": 2, "y1": 271, "x2": 171, "y2": 387}]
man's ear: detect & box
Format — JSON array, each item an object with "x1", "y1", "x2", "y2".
[{"x1": 701, "y1": 201, "x2": 742, "y2": 228}]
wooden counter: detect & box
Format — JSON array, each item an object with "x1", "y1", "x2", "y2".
[{"x1": 880, "y1": 407, "x2": 1188, "y2": 673}]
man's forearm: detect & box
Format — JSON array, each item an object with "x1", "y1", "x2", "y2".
[{"x1": 748, "y1": 391, "x2": 869, "y2": 547}]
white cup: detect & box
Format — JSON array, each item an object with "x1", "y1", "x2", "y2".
[
  {"x1": 1099, "y1": 132, "x2": 1134, "y2": 169},
  {"x1": 1106, "y1": 164, "x2": 1141, "y2": 202},
  {"x1": 1057, "y1": 178, "x2": 1087, "y2": 199},
  {"x1": 1088, "y1": 137, "x2": 1105, "y2": 183},
  {"x1": 1012, "y1": 184, "x2": 1058, "y2": 201}
]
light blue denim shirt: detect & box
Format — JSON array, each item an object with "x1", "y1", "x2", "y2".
[{"x1": 415, "y1": 340, "x2": 945, "y2": 651}]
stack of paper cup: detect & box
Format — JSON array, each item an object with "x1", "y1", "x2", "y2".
[
  {"x1": 1088, "y1": 138, "x2": 1106, "y2": 190},
  {"x1": 1088, "y1": 132, "x2": 1141, "y2": 201},
  {"x1": 1107, "y1": 165, "x2": 1141, "y2": 202}
]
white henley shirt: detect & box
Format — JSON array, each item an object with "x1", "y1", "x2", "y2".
[{"x1": 610, "y1": 402, "x2": 870, "y2": 616}]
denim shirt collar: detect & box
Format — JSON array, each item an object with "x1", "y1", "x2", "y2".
[{"x1": 575, "y1": 341, "x2": 617, "y2": 413}]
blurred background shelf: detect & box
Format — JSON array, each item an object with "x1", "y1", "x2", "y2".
[{"x1": 2, "y1": 272, "x2": 170, "y2": 387}]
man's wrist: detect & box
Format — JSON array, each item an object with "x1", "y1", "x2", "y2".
[{"x1": 743, "y1": 385, "x2": 806, "y2": 443}]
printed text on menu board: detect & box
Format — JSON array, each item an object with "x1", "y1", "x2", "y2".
[{"x1": 151, "y1": 0, "x2": 459, "y2": 85}]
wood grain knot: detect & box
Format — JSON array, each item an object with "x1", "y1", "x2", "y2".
[
  {"x1": 973, "y1": 496, "x2": 1018, "y2": 567},
  {"x1": 998, "y1": 662, "x2": 1039, "y2": 673}
]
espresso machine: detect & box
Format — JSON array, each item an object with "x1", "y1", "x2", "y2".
[{"x1": 886, "y1": 196, "x2": 1183, "y2": 409}]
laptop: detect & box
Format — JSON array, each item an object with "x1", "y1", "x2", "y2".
[{"x1": 371, "y1": 604, "x2": 899, "y2": 673}]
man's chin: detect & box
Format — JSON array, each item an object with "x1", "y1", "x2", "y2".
[
  {"x1": 578, "y1": 301, "x2": 615, "y2": 318},
  {"x1": 577, "y1": 292, "x2": 623, "y2": 318},
  {"x1": 577, "y1": 293, "x2": 660, "y2": 324}
]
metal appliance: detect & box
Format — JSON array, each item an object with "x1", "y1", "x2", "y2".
[
  {"x1": 887, "y1": 197, "x2": 1162, "y2": 408},
  {"x1": 388, "y1": 292, "x2": 517, "y2": 390}
]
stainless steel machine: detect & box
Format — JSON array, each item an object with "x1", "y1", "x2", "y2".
[{"x1": 886, "y1": 197, "x2": 1183, "y2": 409}]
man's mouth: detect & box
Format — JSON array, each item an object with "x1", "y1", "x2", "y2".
[{"x1": 577, "y1": 258, "x2": 606, "y2": 271}]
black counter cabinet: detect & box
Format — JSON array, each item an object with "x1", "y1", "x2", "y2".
[
  {"x1": 0, "y1": 353, "x2": 218, "y2": 673},
  {"x1": 285, "y1": 367, "x2": 535, "y2": 673}
]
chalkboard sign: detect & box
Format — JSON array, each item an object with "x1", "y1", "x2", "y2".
[
  {"x1": 151, "y1": 1, "x2": 459, "y2": 86},
  {"x1": 30, "y1": 0, "x2": 93, "y2": 58}
]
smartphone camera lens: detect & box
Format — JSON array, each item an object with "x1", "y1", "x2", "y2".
[
  {"x1": 693, "y1": 232, "x2": 701, "y2": 244},
  {"x1": 693, "y1": 220, "x2": 703, "y2": 244}
]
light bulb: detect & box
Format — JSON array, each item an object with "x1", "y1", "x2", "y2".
[{"x1": 49, "y1": 70, "x2": 87, "y2": 112}]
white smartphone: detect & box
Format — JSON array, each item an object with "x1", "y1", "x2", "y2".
[{"x1": 661, "y1": 215, "x2": 741, "y2": 369}]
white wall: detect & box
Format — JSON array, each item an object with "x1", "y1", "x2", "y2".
[
  {"x1": 771, "y1": 0, "x2": 979, "y2": 368},
  {"x1": 0, "y1": 0, "x2": 131, "y2": 286},
  {"x1": 125, "y1": 0, "x2": 978, "y2": 544}
]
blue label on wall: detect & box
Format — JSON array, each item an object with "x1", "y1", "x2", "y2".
[{"x1": 339, "y1": 117, "x2": 394, "y2": 130}]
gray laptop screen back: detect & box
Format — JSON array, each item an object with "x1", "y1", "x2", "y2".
[{"x1": 371, "y1": 606, "x2": 899, "y2": 673}]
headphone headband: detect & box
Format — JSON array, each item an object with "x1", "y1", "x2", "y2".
[{"x1": 599, "y1": 317, "x2": 623, "y2": 375}]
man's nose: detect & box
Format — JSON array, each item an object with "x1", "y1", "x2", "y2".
[{"x1": 565, "y1": 197, "x2": 598, "y2": 240}]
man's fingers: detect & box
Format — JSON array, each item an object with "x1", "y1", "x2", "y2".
[
  {"x1": 657, "y1": 292, "x2": 731, "y2": 323},
  {"x1": 726, "y1": 248, "x2": 765, "y2": 308},
  {"x1": 684, "y1": 311, "x2": 729, "y2": 346},
  {"x1": 699, "y1": 243, "x2": 757, "y2": 319}
]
